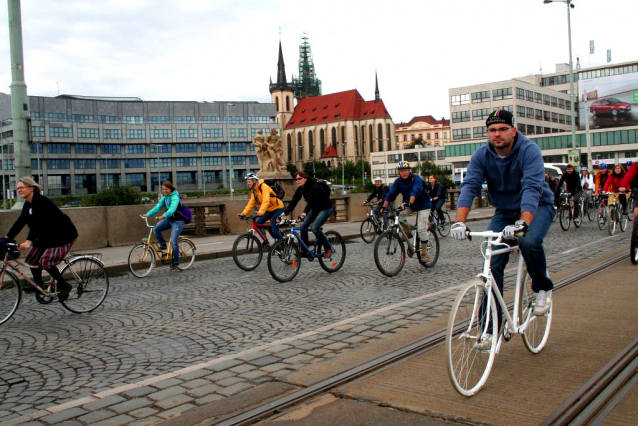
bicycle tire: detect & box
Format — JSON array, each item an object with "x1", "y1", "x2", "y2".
[
  {"x1": 559, "y1": 205, "x2": 570, "y2": 231},
  {"x1": 360, "y1": 218, "x2": 377, "y2": 244},
  {"x1": 627, "y1": 196, "x2": 636, "y2": 221},
  {"x1": 60, "y1": 258, "x2": 109, "y2": 314},
  {"x1": 630, "y1": 217, "x2": 638, "y2": 265},
  {"x1": 373, "y1": 229, "x2": 406, "y2": 277},
  {"x1": 519, "y1": 273, "x2": 552, "y2": 353},
  {"x1": 176, "y1": 238, "x2": 196, "y2": 270},
  {"x1": 446, "y1": 279, "x2": 498, "y2": 397},
  {"x1": 437, "y1": 212, "x2": 452, "y2": 237},
  {"x1": 0, "y1": 270, "x2": 21, "y2": 325},
  {"x1": 232, "y1": 233, "x2": 263, "y2": 271},
  {"x1": 573, "y1": 203, "x2": 583, "y2": 228},
  {"x1": 420, "y1": 231, "x2": 440, "y2": 268},
  {"x1": 587, "y1": 200, "x2": 595, "y2": 221},
  {"x1": 597, "y1": 205, "x2": 607, "y2": 230},
  {"x1": 608, "y1": 206, "x2": 617, "y2": 236},
  {"x1": 552, "y1": 207, "x2": 558, "y2": 222},
  {"x1": 619, "y1": 206, "x2": 628, "y2": 232},
  {"x1": 267, "y1": 238, "x2": 301, "y2": 282},
  {"x1": 128, "y1": 244, "x2": 156, "y2": 278},
  {"x1": 319, "y1": 231, "x2": 346, "y2": 273}
]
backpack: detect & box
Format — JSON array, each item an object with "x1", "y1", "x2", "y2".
[
  {"x1": 263, "y1": 179, "x2": 285, "y2": 200},
  {"x1": 315, "y1": 179, "x2": 332, "y2": 196},
  {"x1": 172, "y1": 202, "x2": 193, "y2": 224}
]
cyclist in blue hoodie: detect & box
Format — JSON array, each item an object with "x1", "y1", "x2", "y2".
[
  {"x1": 450, "y1": 110, "x2": 555, "y2": 347},
  {"x1": 381, "y1": 161, "x2": 432, "y2": 263}
]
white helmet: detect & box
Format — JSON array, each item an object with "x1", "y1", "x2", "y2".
[
  {"x1": 374, "y1": 177, "x2": 383, "y2": 182},
  {"x1": 244, "y1": 173, "x2": 259, "y2": 180}
]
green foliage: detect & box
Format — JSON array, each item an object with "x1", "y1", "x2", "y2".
[
  {"x1": 286, "y1": 163, "x2": 298, "y2": 178},
  {"x1": 419, "y1": 160, "x2": 454, "y2": 188},
  {"x1": 84, "y1": 185, "x2": 142, "y2": 206},
  {"x1": 302, "y1": 161, "x2": 331, "y2": 179},
  {"x1": 405, "y1": 137, "x2": 425, "y2": 149}
]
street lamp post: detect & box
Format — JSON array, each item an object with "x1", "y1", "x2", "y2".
[
  {"x1": 544, "y1": 0, "x2": 577, "y2": 152},
  {"x1": 0, "y1": 142, "x2": 5, "y2": 210},
  {"x1": 224, "y1": 103, "x2": 235, "y2": 200},
  {"x1": 341, "y1": 140, "x2": 346, "y2": 195}
]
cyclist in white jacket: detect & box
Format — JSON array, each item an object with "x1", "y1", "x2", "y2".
[{"x1": 580, "y1": 167, "x2": 594, "y2": 208}]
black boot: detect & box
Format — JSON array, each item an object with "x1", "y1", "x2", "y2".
[{"x1": 46, "y1": 267, "x2": 71, "y2": 302}]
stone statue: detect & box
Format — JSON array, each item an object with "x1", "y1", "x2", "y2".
[
  {"x1": 253, "y1": 130, "x2": 272, "y2": 171},
  {"x1": 266, "y1": 129, "x2": 287, "y2": 171}
]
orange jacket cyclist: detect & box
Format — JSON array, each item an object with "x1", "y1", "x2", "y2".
[{"x1": 238, "y1": 173, "x2": 285, "y2": 241}]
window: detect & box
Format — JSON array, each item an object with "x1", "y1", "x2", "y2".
[
  {"x1": 45, "y1": 112, "x2": 67, "y2": 122},
  {"x1": 544, "y1": 111, "x2": 551, "y2": 122},
  {"x1": 98, "y1": 115, "x2": 119, "y2": 123},
  {"x1": 125, "y1": 159, "x2": 146, "y2": 168},
  {"x1": 437, "y1": 149, "x2": 446, "y2": 160},
  {"x1": 30, "y1": 111, "x2": 41, "y2": 120},
  {"x1": 103, "y1": 129, "x2": 122, "y2": 139},
  {"x1": 78, "y1": 128, "x2": 99, "y2": 138},
  {"x1": 176, "y1": 143, "x2": 197, "y2": 153},
  {"x1": 126, "y1": 129, "x2": 146, "y2": 139},
  {"x1": 251, "y1": 128, "x2": 271, "y2": 137},
  {"x1": 150, "y1": 129, "x2": 172, "y2": 139},
  {"x1": 148, "y1": 116, "x2": 170, "y2": 123},
  {"x1": 387, "y1": 153, "x2": 402, "y2": 163},
  {"x1": 150, "y1": 144, "x2": 171, "y2": 153},
  {"x1": 174, "y1": 116, "x2": 195, "y2": 123},
  {"x1": 526, "y1": 107, "x2": 534, "y2": 119},
  {"x1": 50, "y1": 127, "x2": 73, "y2": 138},
  {"x1": 125, "y1": 173, "x2": 145, "y2": 186},
  {"x1": 248, "y1": 116, "x2": 270, "y2": 123},
  {"x1": 452, "y1": 111, "x2": 470, "y2": 122},
  {"x1": 472, "y1": 108, "x2": 491, "y2": 121},
  {"x1": 123, "y1": 116, "x2": 144, "y2": 124},
  {"x1": 451, "y1": 94, "x2": 470, "y2": 106},
  {"x1": 566, "y1": 115, "x2": 572, "y2": 125},
  {"x1": 516, "y1": 88, "x2": 525, "y2": 100},
  {"x1": 426, "y1": 133, "x2": 431, "y2": 140},
  {"x1": 535, "y1": 92, "x2": 543, "y2": 104},
  {"x1": 526, "y1": 125, "x2": 535, "y2": 135},
  {"x1": 231, "y1": 156, "x2": 246, "y2": 165},
  {"x1": 47, "y1": 159, "x2": 70, "y2": 169},
  {"x1": 101, "y1": 144, "x2": 121, "y2": 154},
  {"x1": 404, "y1": 152, "x2": 419, "y2": 162},
  {"x1": 31, "y1": 126, "x2": 45, "y2": 137},
  {"x1": 230, "y1": 142, "x2": 247, "y2": 152},
  {"x1": 100, "y1": 159, "x2": 120, "y2": 169},
  {"x1": 536, "y1": 109, "x2": 543, "y2": 120},
  {"x1": 75, "y1": 144, "x2": 97, "y2": 154},
  {"x1": 125, "y1": 144, "x2": 146, "y2": 154},
  {"x1": 200, "y1": 116, "x2": 220, "y2": 123},
  {"x1": 435, "y1": 132, "x2": 439, "y2": 139},
  {"x1": 150, "y1": 158, "x2": 171, "y2": 168},
  {"x1": 559, "y1": 98, "x2": 565, "y2": 109},
  {"x1": 30, "y1": 143, "x2": 43, "y2": 154},
  {"x1": 492, "y1": 88, "x2": 512, "y2": 100},
  {"x1": 202, "y1": 128, "x2": 223, "y2": 138},
  {"x1": 201, "y1": 143, "x2": 222, "y2": 152},
  {"x1": 31, "y1": 159, "x2": 39, "y2": 170},
  {"x1": 229, "y1": 128, "x2": 247, "y2": 138},
  {"x1": 249, "y1": 155, "x2": 259, "y2": 165},
  {"x1": 559, "y1": 114, "x2": 566, "y2": 124},
  {"x1": 536, "y1": 126, "x2": 543, "y2": 134},
  {"x1": 203, "y1": 157, "x2": 222, "y2": 166},
  {"x1": 452, "y1": 128, "x2": 471, "y2": 140},
  {"x1": 551, "y1": 96, "x2": 558, "y2": 107},
  {"x1": 48, "y1": 143, "x2": 71, "y2": 154},
  {"x1": 176, "y1": 157, "x2": 196, "y2": 167},
  {"x1": 543, "y1": 94, "x2": 550, "y2": 106},
  {"x1": 175, "y1": 129, "x2": 196, "y2": 138},
  {"x1": 518, "y1": 123, "x2": 526, "y2": 132},
  {"x1": 2, "y1": 159, "x2": 14, "y2": 170},
  {"x1": 526, "y1": 90, "x2": 534, "y2": 102},
  {"x1": 471, "y1": 90, "x2": 490, "y2": 103},
  {"x1": 473, "y1": 127, "x2": 487, "y2": 138},
  {"x1": 74, "y1": 159, "x2": 96, "y2": 169},
  {"x1": 227, "y1": 116, "x2": 244, "y2": 123},
  {"x1": 176, "y1": 171, "x2": 197, "y2": 185},
  {"x1": 73, "y1": 114, "x2": 94, "y2": 123},
  {"x1": 566, "y1": 100, "x2": 571, "y2": 110},
  {"x1": 551, "y1": 112, "x2": 558, "y2": 123},
  {"x1": 517, "y1": 106, "x2": 526, "y2": 117}
]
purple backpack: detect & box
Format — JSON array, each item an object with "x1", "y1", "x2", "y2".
[{"x1": 173, "y1": 202, "x2": 193, "y2": 224}]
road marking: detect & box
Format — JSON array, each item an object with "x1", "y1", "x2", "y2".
[
  {"x1": 561, "y1": 234, "x2": 618, "y2": 255},
  {"x1": 197, "y1": 242, "x2": 224, "y2": 247}
]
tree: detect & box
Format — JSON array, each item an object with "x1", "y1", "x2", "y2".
[
  {"x1": 419, "y1": 160, "x2": 454, "y2": 189},
  {"x1": 84, "y1": 185, "x2": 142, "y2": 206},
  {"x1": 354, "y1": 159, "x2": 371, "y2": 180},
  {"x1": 286, "y1": 163, "x2": 298, "y2": 178},
  {"x1": 302, "y1": 161, "x2": 331, "y2": 179},
  {"x1": 405, "y1": 137, "x2": 426, "y2": 150}
]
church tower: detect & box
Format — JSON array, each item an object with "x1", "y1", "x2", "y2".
[{"x1": 269, "y1": 41, "x2": 294, "y2": 128}]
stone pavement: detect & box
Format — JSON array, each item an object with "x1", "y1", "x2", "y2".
[{"x1": 3, "y1": 209, "x2": 632, "y2": 426}]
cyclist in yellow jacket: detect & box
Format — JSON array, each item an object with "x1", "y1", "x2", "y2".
[{"x1": 238, "y1": 173, "x2": 285, "y2": 240}]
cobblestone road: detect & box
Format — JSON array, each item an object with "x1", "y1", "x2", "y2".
[{"x1": 0, "y1": 218, "x2": 632, "y2": 425}]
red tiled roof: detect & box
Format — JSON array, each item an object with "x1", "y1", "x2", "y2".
[
  {"x1": 395, "y1": 115, "x2": 449, "y2": 129},
  {"x1": 285, "y1": 89, "x2": 391, "y2": 129},
  {"x1": 320, "y1": 145, "x2": 338, "y2": 158}
]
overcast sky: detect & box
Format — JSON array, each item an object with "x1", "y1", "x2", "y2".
[{"x1": 1, "y1": 0, "x2": 636, "y2": 123}]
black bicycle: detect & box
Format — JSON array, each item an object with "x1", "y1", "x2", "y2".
[
  {"x1": 429, "y1": 208, "x2": 452, "y2": 237},
  {"x1": 360, "y1": 202, "x2": 394, "y2": 243},
  {"x1": 627, "y1": 189, "x2": 637, "y2": 221}
]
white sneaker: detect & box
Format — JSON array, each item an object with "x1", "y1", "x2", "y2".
[
  {"x1": 534, "y1": 290, "x2": 552, "y2": 316},
  {"x1": 474, "y1": 334, "x2": 493, "y2": 350}
]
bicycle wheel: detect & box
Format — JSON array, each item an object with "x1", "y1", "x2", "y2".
[
  {"x1": 586, "y1": 200, "x2": 595, "y2": 221},
  {"x1": 438, "y1": 212, "x2": 452, "y2": 237},
  {"x1": 597, "y1": 205, "x2": 607, "y2": 230},
  {"x1": 608, "y1": 207, "x2": 617, "y2": 236},
  {"x1": 573, "y1": 202, "x2": 583, "y2": 228},
  {"x1": 319, "y1": 231, "x2": 346, "y2": 273},
  {"x1": 0, "y1": 270, "x2": 21, "y2": 325},
  {"x1": 446, "y1": 279, "x2": 498, "y2": 396},
  {"x1": 630, "y1": 218, "x2": 638, "y2": 265},
  {"x1": 627, "y1": 197, "x2": 636, "y2": 221},
  {"x1": 420, "y1": 232, "x2": 439, "y2": 268},
  {"x1": 232, "y1": 233, "x2": 262, "y2": 271},
  {"x1": 267, "y1": 238, "x2": 301, "y2": 282},
  {"x1": 360, "y1": 218, "x2": 377, "y2": 244},
  {"x1": 559, "y1": 205, "x2": 570, "y2": 231},
  {"x1": 373, "y1": 229, "x2": 405, "y2": 277},
  {"x1": 519, "y1": 273, "x2": 552, "y2": 353},
  {"x1": 128, "y1": 244, "x2": 156, "y2": 278},
  {"x1": 60, "y1": 258, "x2": 109, "y2": 314},
  {"x1": 177, "y1": 238, "x2": 196, "y2": 270}
]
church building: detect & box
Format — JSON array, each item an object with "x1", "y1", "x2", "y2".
[{"x1": 269, "y1": 39, "x2": 396, "y2": 170}]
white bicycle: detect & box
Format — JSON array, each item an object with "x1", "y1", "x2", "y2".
[{"x1": 445, "y1": 230, "x2": 553, "y2": 396}]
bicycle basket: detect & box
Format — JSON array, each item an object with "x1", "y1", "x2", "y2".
[{"x1": 0, "y1": 238, "x2": 20, "y2": 260}]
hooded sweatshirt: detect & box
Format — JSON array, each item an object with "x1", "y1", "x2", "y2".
[
  {"x1": 147, "y1": 190, "x2": 180, "y2": 218},
  {"x1": 458, "y1": 133, "x2": 553, "y2": 215},
  {"x1": 241, "y1": 179, "x2": 284, "y2": 216}
]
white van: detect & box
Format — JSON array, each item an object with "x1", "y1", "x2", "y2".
[{"x1": 544, "y1": 163, "x2": 568, "y2": 179}]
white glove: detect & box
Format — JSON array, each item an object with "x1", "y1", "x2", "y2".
[
  {"x1": 503, "y1": 220, "x2": 528, "y2": 239},
  {"x1": 450, "y1": 222, "x2": 467, "y2": 240}
]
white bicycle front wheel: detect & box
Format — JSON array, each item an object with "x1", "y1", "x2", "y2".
[
  {"x1": 520, "y1": 273, "x2": 553, "y2": 353},
  {"x1": 446, "y1": 279, "x2": 498, "y2": 396}
]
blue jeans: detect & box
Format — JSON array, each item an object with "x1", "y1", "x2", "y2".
[
  {"x1": 300, "y1": 208, "x2": 332, "y2": 254},
  {"x1": 483, "y1": 204, "x2": 554, "y2": 333},
  {"x1": 154, "y1": 218, "x2": 185, "y2": 266},
  {"x1": 432, "y1": 199, "x2": 446, "y2": 223},
  {"x1": 372, "y1": 203, "x2": 389, "y2": 230},
  {"x1": 255, "y1": 207, "x2": 285, "y2": 241}
]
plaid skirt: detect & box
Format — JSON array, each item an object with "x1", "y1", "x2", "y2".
[{"x1": 25, "y1": 240, "x2": 75, "y2": 269}]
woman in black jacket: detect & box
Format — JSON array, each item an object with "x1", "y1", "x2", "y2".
[
  {"x1": 6, "y1": 177, "x2": 78, "y2": 301},
  {"x1": 282, "y1": 172, "x2": 333, "y2": 258}
]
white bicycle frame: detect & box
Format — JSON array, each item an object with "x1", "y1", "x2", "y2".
[{"x1": 469, "y1": 230, "x2": 534, "y2": 352}]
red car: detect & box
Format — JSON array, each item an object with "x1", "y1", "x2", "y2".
[{"x1": 590, "y1": 98, "x2": 631, "y2": 117}]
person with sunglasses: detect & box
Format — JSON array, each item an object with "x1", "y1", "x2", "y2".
[
  {"x1": 281, "y1": 172, "x2": 334, "y2": 258},
  {"x1": 450, "y1": 109, "x2": 555, "y2": 348}
]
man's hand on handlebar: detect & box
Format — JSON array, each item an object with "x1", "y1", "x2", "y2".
[
  {"x1": 141, "y1": 214, "x2": 148, "y2": 218},
  {"x1": 450, "y1": 222, "x2": 468, "y2": 240}
]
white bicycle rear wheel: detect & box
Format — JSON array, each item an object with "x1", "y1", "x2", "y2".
[{"x1": 520, "y1": 273, "x2": 553, "y2": 353}]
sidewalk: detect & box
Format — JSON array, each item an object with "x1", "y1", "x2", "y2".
[{"x1": 79, "y1": 207, "x2": 495, "y2": 275}]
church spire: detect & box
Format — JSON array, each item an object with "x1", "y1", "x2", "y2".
[
  {"x1": 270, "y1": 41, "x2": 291, "y2": 93},
  {"x1": 375, "y1": 70, "x2": 380, "y2": 102}
]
